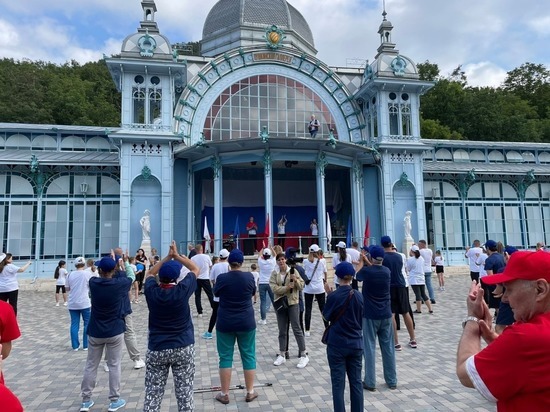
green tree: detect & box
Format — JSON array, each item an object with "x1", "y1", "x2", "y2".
[{"x1": 417, "y1": 60, "x2": 440, "y2": 81}]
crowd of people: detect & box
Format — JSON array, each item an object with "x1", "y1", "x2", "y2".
[{"x1": 3, "y1": 233, "x2": 550, "y2": 410}]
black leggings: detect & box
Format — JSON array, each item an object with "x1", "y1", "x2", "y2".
[
  {"x1": 0, "y1": 290, "x2": 19, "y2": 316},
  {"x1": 411, "y1": 285, "x2": 429, "y2": 302},
  {"x1": 195, "y1": 279, "x2": 214, "y2": 315},
  {"x1": 208, "y1": 301, "x2": 219, "y2": 333},
  {"x1": 304, "y1": 292, "x2": 328, "y2": 331}
]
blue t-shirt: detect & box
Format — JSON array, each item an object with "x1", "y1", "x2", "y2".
[
  {"x1": 213, "y1": 270, "x2": 256, "y2": 333},
  {"x1": 382, "y1": 252, "x2": 406, "y2": 288},
  {"x1": 355, "y1": 264, "x2": 392, "y2": 320},
  {"x1": 88, "y1": 276, "x2": 132, "y2": 339},
  {"x1": 322, "y1": 285, "x2": 363, "y2": 349},
  {"x1": 485, "y1": 253, "x2": 506, "y2": 274},
  {"x1": 145, "y1": 274, "x2": 197, "y2": 351}
]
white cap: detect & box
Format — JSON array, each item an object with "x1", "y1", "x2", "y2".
[
  {"x1": 74, "y1": 256, "x2": 86, "y2": 266},
  {"x1": 219, "y1": 249, "x2": 230, "y2": 258},
  {"x1": 263, "y1": 248, "x2": 272, "y2": 256},
  {"x1": 309, "y1": 244, "x2": 320, "y2": 253},
  {"x1": 336, "y1": 241, "x2": 347, "y2": 249},
  {"x1": 410, "y1": 245, "x2": 419, "y2": 252}
]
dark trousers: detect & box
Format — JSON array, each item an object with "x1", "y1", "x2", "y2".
[
  {"x1": 277, "y1": 234, "x2": 286, "y2": 249},
  {"x1": 304, "y1": 292, "x2": 328, "y2": 331},
  {"x1": 0, "y1": 290, "x2": 18, "y2": 315},
  {"x1": 207, "y1": 301, "x2": 219, "y2": 333},
  {"x1": 470, "y1": 271, "x2": 480, "y2": 282},
  {"x1": 327, "y1": 345, "x2": 364, "y2": 412},
  {"x1": 194, "y1": 279, "x2": 214, "y2": 315}
]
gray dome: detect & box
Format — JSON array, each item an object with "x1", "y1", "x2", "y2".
[{"x1": 202, "y1": 0, "x2": 314, "y2": 49}]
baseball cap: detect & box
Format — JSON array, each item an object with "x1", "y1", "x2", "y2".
[
  {"x1": 482, "y1": 250, "x2": 550, "y2": 285},
  {"x1": 504, "y1": 245, "x2": 518, "y2": 255},
  {"x1": 263, "y1": 248, "x2": 272, "y2": 256},
  {"x1": 410, "y1": 245, "x2": 419, "y2": 252},
  {"x1": 159, "y1": 260, "x2": 183, "y2": 281},
  {"x1": 219, "y1": 249, "x2": 230, "y2": 258},
  {"x1": 97, "y1": 257, "x2": 116, "y2": 272},
  {"x1": 336, "y1": 241, "x2": 347, "y2": 249},
  {"x1": 309, "y1": 244, "x2": 320, "y2": 253},
  {"x1": 381, "y1": 236, "x2": 392, "y2": 247},
  {"x1": 484, "y1": 240, "x2": 497, "y2": 250},
  {"x1": 335, "y1": 262, "x2": 355, "y2": 279},
  {"x1": 74, "y1": 256, "x2": 86, "y2": 266},
  {"x1": 228, "y1": 249, "x2": 244, "y2": 264},
  {"x1": 369, "y1": 245, "x2": 385, "y2": 260}
]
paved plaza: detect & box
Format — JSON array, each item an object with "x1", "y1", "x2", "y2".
[{"x1": 4, "y1": 272, "x2": 495, "y2": 411}]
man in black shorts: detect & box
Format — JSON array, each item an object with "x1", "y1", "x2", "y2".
[{"x1": 381, "y1": 236, "x2": 417, "y2": 350}]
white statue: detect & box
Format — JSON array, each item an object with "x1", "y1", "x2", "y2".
[
  {"x1": 404, "y1": 210, "x2": 413, "y2": 240},
  {"x1": 140, "y1": 209, "x2": 151, "y2": 240}
]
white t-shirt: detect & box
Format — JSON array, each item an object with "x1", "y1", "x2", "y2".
[
  {"x1": 434, "y1": 256, "x2": 444, "y2": 266},
  {"x1": 346, "y1": 248, "x2": 361, "y2": 267},
  {"x1": 66, "y1": 269, "x2": 93, "y2": 310},
  {"x1": 406, "y1": 256, "x2": 425, "y2": 286},
  {"x1": 311, "y1": 223, "x2": 318, "y2": 236},
  {"x1": 210, "y1": 261, "x2": 230, "y2": 302},
  {"x1": 0, "y1": 264, "x2": 20, "y2": 292},
  {"x1": 476, "y1": 253, "x2": 488, "y2": 278},
  {"x1": 277, "y1": 224, "x2": 285, "y2": 235},
  {"x1": 303, "y1": 258, "x2": 326, "y2": 294},
  {"x1": 56, "y1": 267, "x2": 68, "y2": 286},
  {"x1": 332, "y1": 252, "x2": 351, "y2": 286},
  {"x1": 257, "y1": 256, "x2": 276, "y2": 284},
  {"x1": 466, "y1": 247, "x2": 483, "y2": 272},
  {"x1": 398, "y1": 252, "x2": 409, "y2": 287},
  {"x1": 84, "y1": 267, "x2": 99, "y2": 277},
  {"x1": 252, "y1": 271, "x2": 260, "y2": 289},
  {"x1": 419, "y1": 248, "x2": 433, "y2": 273},
  {"x1": 191, "y1": 253, "x2": 212, "y2": 280}
]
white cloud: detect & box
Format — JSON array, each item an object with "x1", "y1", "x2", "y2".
[{"x1": 463, "y1": 62, "x2": 508, "y2": 88}]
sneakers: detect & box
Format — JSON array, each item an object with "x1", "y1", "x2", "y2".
[
  {"x1": 197, "y1": 313, "x2": 203, "y2": 318},
  {"x1": 202, "y1": 331, "x2": 213, "y2": 340},
  {"x1": 260, "y1": 319, "x2": 267, "y2": 325},
  {"x1": 83, "y1": 348, "x2": 88, "y2": 351},
  {"x1": 297, "y1": 355, "x2": 309, "y2": 369},
  {"x1": 245, "y1": 391, "x2": 258, "y2": 402},
  {"x1": 304, "y1": 330, "x2": 310, "y2": 337},
  {"x1": 362, "y1": 382, "x2": 376, "y2": 392},
  {"x1": 215, "y1": 392, "x2": 229, "y2": 404},
  {"x1": 63, "y1": 302, "x2": 68, "y2": 306},
  {"x1": 408, "y1": 340, "x2": 418, "y2": 349},
  {"x1": 102, "y1": 361, "x2": 110, "y2": 372},
  {"x1": 55, "y1": 302, "x2": 60, "y2": 307},
  {"x1": 107, "y1": 398, "x2": 126, "y2": 412},
  {"x1": 73, "y1": 348, "x2": 79, "y2": 351},
  {"x1": 80, "y1": 400, "x2": 94, "y2": 411},
  {"x1": 273, "y1": 355, "x2": 286, "y2": 366},
  {"x1": 394, "y1": 344, "x2": 402, "y2": 351},
  {"x1": 134, "y1": 359, "x2": 145, "y2": 369}
]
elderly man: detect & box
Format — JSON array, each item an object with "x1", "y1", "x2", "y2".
[{"x1": 457, "y1": 250, "x2": 550, "y2": 410}]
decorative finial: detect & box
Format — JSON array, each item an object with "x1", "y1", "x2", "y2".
[{"x1": 382, "y1": 0, "x2": 387, "y2": 20}]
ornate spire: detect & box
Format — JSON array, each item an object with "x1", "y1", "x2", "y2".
[
  {"x1": 139, "y1": 1, "x2": 159, "y2": 34},
  {"x1": 376, "y1": 1, "x2": 397, "y2": 57}
]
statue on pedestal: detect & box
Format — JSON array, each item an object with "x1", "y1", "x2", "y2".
[
  {"x1": 404, "y1": 210, "x2": 413, "y2": 241},
  {"x1": 140, "y1": 209, "x2": 151, "y2": 241}
]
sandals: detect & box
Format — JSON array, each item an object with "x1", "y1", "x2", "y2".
[
  {"x1": 394, "y1": 344, "x2": 402, "y2": 351},
  {"x1": 408, "y1": 340, "x2": 418, "y2": 349},
  {"x1": 414, "y1": 310, "x2": 422, "y2": 314},
  {"x1": 215, "y1": 393, "x2": 229, "y2": 405}
]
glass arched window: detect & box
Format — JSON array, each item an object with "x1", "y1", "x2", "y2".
[{"x1": 204, "y1": 75, "x2": 336, "y2": 141}]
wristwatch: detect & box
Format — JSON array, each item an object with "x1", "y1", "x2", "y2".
[{"x1": 462, "y1": 316, "x2": 479, "y2": 328}]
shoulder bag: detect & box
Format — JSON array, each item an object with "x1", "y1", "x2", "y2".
[
  {"x1": 273, "y1": 273, "x2": 289, "y2": 312},
  {"x1": 321, "y1": 289, "x2": 354, "y2": 344},
  {"x1": 305, "y1": 259, "x2": 320, "y2": 285}
]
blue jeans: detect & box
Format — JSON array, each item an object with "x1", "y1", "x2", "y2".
[
  {"x1": 326, "y1": 344, "x2": 363, "y2": 412},
  {"x1": 259, "y1": 284, "x2": 274, "y2": 321},
  {"x1": 363, "y1": 317, "x2": 397, "y2": 388},
  {"x1": 424, "y1": 272, "x2": 435, "y2": 301},
  {"x1": 70, "y1": 308, "x2": 91, "y2": 350}
]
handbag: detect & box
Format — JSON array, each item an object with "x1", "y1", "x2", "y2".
[
  {"x1": 321, "y1": 289, "x2": 354, "y2": 344},
  {"x1": 305, "y1": 259, "x2": 321, "y2": 285},
  {"x1": 273, "y1": 273, "x2": 289, "y2": 312}
]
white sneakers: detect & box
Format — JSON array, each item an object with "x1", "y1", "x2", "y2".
[
  {"x1": 304, "y1": 331, "x2": 310, "y2": 337},
  {"x1": 273, "y1": 355, "x2": 286, "y2": 366},
  {"x1": 134, "y1": 359, "x2": 145, "y2": 369},
  {"x1": 261, "y1": 319, "x2": 267, "y2": 325},
  {"x1": 297, "y1": 355, "x2": 309, "y2": 369},
  {"x1": 55, "y1": 302, "x2": 60, "y2": 307},
  {"x1": 102, "y1": 361, "x2": 110, "y2": 372}
]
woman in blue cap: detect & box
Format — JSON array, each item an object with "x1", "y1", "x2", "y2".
[
  {"x1": 213, "y1": 249, "x2": 258, "y2": 405},
  {"x1": 323, "y1": 262, "x2": 364, "y2": 412}
]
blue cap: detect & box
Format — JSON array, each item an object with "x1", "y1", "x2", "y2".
[
  {"x1": 228, "y1": 249, "x2": 244, "y2": 264},
  {"x1": 158, "y1": 260, "x2": 182, "y2": 280},
  {"x1": 335, "y1": 262, "x2": 355, "y2": 279},
  {"x1": 381, "y1": 236, "x2": 392, "y2": 246},
  {"x1": 504, "y1": 245, "x2": 518, "y2": 255},
  {"x1": 484, "y1": 240, "x2": 497, "y2": 250},
  {"x1": 369, "y1": 245, "x2": 385, "y2": 260},
  {"x1": 97, "y1": 257, "x2": 116, "y2": 273}
]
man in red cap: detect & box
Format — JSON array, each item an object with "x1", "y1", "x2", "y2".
[{"x1": 457, "y1": 250, "x2": 550, "y2": 410}]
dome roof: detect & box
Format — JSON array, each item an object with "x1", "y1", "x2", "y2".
[{"x1": 202, "y1": 0, "x2": 315, "y2": 56}]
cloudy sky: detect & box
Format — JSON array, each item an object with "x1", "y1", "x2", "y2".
[{"x1": 2, "y1": 0, "x2": 549, "y2": 87}]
